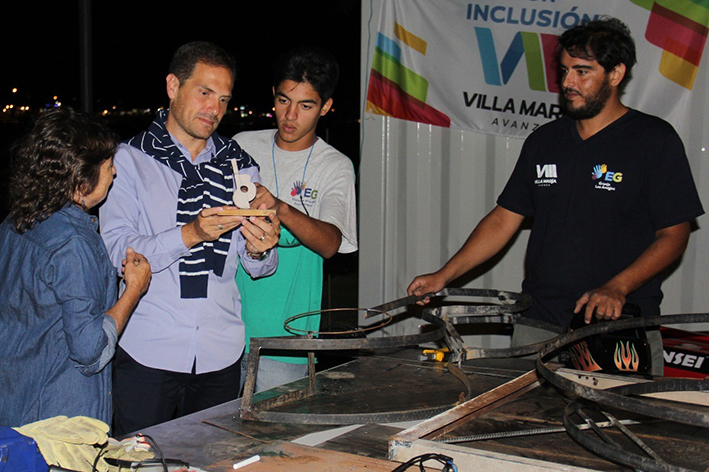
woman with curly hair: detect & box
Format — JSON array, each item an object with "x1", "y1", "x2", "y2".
[{"x1": 0, "y1": 108, "x2": 152, "y2": 428}]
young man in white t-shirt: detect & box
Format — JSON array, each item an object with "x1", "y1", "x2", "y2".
[{"x1": 234, "y1": 46, "x2": 357, "y2": 393}]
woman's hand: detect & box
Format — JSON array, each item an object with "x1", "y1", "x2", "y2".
[
  {"x1": 121, "y1": 247, "x2": 151, "y2": 296},
  {"x1": 110, "y1": 247, "x2": 152, "y2": 334}
]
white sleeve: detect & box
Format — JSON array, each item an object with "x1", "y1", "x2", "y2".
[{"x1": 318, "y1": 158, "x2": 358, "y2": 254}]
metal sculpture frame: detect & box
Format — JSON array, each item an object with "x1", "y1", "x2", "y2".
[
  {"x1": 239, "y1": 288, "x2": 531, "y2": 424},
  {"x1": 240, "y1": 286, "x2": 709, "y2": 467}
]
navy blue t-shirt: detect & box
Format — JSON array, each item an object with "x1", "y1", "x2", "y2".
[{"x1": 497, "y1": 109, "x2": 704, "y2": 327}]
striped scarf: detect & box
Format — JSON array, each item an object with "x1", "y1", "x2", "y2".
[{"x1": 127, "y1": 109, "x2": 258, "y2": 298}]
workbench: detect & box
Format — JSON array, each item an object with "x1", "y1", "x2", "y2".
[{"x1": 138, "y1": 349, "x2": 709, "y2": 471}]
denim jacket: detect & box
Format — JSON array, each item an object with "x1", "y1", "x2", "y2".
[{"x1": 0, "y1": 204, "x2": 118, "y2": 427}]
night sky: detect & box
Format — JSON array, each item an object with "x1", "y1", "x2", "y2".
[
  {"x1": 2, "y1": 1, "x2": 361, "y2": 117},
  {"x1": 0, "y1": 1, "x2": 362, "y2": 223}
]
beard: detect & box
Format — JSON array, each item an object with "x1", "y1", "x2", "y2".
[{"x1": 562, "y1": 77, "x2": 612, "y2": 120}]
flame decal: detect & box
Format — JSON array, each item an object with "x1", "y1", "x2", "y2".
[
  {"x1": 614, "y1": 341, "x2": 640, "y2": 371},
  {"x1": 568, "y1": 341, "x2": 602, "y2": 371}
]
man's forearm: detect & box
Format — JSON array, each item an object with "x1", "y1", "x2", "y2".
[{"x1": 438, "y1": 205, "x2": 525, "y2": 284}]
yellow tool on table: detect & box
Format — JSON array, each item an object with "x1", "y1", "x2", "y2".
[{"x1": 419, "y1": 347, "x2": 449, "y2": 362}]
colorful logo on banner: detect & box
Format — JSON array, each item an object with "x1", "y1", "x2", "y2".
[
  {"x1": 632, "y1": 0, "x2": 709, "y2": 90},
  {"x1": 474, "y1": 28, "x2": 561, "y2": 93},
  {"x1": 367, "y1": 1, "x2": 708, "y2": 138},
  {"x1": 366, "y1": 23, "x2": 451, "y2": 127}
]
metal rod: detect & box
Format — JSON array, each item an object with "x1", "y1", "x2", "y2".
[
  {"x1": 434, "y1": 419, "x2": 641, "y2": 444},
  {"x1": 601, "y1": 410, "x2": 667, "y2": 464}
]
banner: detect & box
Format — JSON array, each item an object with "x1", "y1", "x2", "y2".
[{"x1": 365, "y1": 0, "x2": 709, "y2": 139}]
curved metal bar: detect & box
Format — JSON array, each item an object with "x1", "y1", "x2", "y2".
[
  {"x1": 422, "y1": 308, "x2": 564, "y2": 360},
  {"x1": 537, "y1": 313, "x2": 709, "y2": 428},
  {"x1": 368, "y1": 288, "x2": 531, "y2": 315},
  {"x1": 448, "y1": 362, "x2": 473, "y2": 401},
  {"x1": 606, "y1": 378, "x2": 709, "y2": 397},
  {"x1": 241, "y1": 403, "x2": 461, "y2": 425}
]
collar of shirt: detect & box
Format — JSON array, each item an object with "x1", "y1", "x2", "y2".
[
  {"x1": 167, "y1": 132, "x2": 217, "y2": 166},
  {"x1": 61, "y1": 203, "x2": 99, "y2": 230}
]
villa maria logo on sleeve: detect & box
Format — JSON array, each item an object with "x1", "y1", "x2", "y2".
[
  {"x1": 534, "y1": 164, "x2": 557, "y2": 186},
  {"x1": 591, "y1": 164, "x2": 623, "y2": 191}
]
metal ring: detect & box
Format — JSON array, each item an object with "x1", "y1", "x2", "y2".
[
  {"x1": 217, "y1": 224, "x2": 223, "y2": 230},
  {"x1": 259, "y1": 234, "x2": 266, "y2": 241},
  {"x1": 284, "y1": 307, "x2": 392, "y2": 336}
]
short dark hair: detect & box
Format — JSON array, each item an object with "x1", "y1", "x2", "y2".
[
  {"x1": 9, "y1": 108, "x2": 118, "y2": 233},
  {"x1": 558, "y1": 16, "x2": 637, "y2": 77},
  {"x1": 273, "y1": 46, "x2": 339, "y2": 103},
  {"x1": 169, "y1": 41, "x2": 237, "y2": 84}
]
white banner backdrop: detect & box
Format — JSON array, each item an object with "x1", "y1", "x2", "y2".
[
  {"x1": 359, "y1": 0, "x2": 709, "y2": 336},
  {"x1": 365, "y1": 0, "x2": 709, "y2": 141}
]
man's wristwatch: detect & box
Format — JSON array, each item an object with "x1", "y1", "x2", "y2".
[{"x1": 246, "y1": 249, "x2": 269, "y2": 261}]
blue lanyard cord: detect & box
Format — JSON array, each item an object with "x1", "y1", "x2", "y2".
[{"x1": 271, "y1": 132, "x2": 316, "y2": 216}]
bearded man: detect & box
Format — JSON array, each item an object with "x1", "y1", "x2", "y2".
[{"x1": 407, "y1": 17, "x2": 703, "y2": 374}]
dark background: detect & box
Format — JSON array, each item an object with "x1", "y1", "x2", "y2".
[
  {"x1": 0, "y1": 1, "x2": 361, "y2": 310},
  {"x1": 1, "y1": 1, "x2": 361, "y2": 115}
]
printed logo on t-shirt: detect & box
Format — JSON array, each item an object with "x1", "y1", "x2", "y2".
[
  {"x1": 591, "y1": 164, "x2": 623, "y2": 192},
  {"x1": 290, "y1": 180, "x2": 318, "y2": 207},
  {"x1": 534, "y1": 164, "x2": 558, "y2": 186}
]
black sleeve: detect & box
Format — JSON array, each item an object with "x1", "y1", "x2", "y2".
[
  {"x1": 646, "y1": 125, "x2": 704, "y2": 230},
  {"x1": 497, "y1": 135, "x2": 537, "y2": 217}
]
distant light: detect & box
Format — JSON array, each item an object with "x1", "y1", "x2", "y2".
[
  {"x1": 53, "y1": 96, "x2": 58, "y2": 100},
  {"x1": 12, "y1": 88, "x2": 17, "y2": 93},
  {"x1": 702, "y1": 147, "x2": 706, "y2": 152},
  {"x1": 102, "y1": 110, "x2": 109, "y2": 116},
  {"x1": 240, "y1": 106, "x2": 246, "y2": 111}
]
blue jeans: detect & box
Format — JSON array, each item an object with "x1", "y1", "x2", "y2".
[{"x1": 239, "y1": 353, "x2": 309, "y2": 395}]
